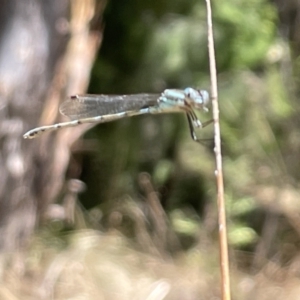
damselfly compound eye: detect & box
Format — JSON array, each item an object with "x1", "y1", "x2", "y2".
[{"x1": 198, "y1": 90, "x2": 210, "y2": 106}]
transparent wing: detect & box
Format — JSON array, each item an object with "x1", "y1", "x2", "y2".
[{"x1": 59, "y1": 94, "x2": 159, "y2": 120}]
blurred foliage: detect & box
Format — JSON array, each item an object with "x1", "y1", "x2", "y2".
[
  {"x1": 214, "y1": 0, "x2": 277, "y2": 69},
  {"x1": 62, "y1": 0, "x2": 300, "y2": 267}
]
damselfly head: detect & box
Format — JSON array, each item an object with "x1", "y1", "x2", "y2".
[{"x1": 184, "y1": 88, "x2": 210, "y2": 109}]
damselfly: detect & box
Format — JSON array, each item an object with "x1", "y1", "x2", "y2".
[{"x1": 23, "y1": 88, "x2": 212, "y2": 141}]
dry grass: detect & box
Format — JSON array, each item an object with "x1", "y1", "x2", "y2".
[{"x1": 0, "y1": 229, "x2": 299, "y2": 300}]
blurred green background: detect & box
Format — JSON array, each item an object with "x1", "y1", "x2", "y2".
[{"x1": 75, "y1": 0, "x2": 290, "y2": 252}]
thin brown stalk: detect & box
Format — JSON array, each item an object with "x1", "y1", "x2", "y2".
[{"x1": 205, "y1": 0, "x2": 231, "y2": 299}]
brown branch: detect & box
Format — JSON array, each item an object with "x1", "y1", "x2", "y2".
[
  {"x1": 205, "y1": 0, "x2": 231, "y2": 299},
  {"x1": 38, "y1": 0, "x2": 105, "y2": 216}
]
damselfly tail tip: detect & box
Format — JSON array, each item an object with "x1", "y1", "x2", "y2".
[
  {"x1": 23, "y1": 133, "x2": 33, "y2": 139},
  {"x1": 23, "y1": 130, "x2": 39, "y2": 139}
]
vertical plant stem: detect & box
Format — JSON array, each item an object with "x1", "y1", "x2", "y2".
[{"x1": 205, "y1": 0, "x2": 231, "y2": 299}]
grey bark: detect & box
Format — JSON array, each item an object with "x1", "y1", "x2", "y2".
[{"x1": 0, "y1": 0, "x2": 69, "y2": 251}]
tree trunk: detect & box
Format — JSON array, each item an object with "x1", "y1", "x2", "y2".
[{"x1": 0, "y1": 0, "x2": 103, "y2": 251}]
